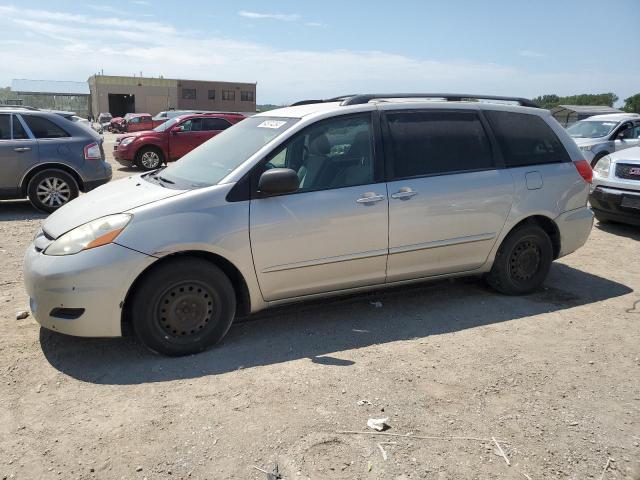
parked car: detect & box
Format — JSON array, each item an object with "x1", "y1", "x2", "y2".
[
  {"x1": 123, "y1": 113, "x2": 154, "y2": 133},
  {"x1": 566, "y1": 113, "x2": 640, "y2": 167},
  {"x1": 590, "y1": 146, "x2": 640, "y2": 226},
  {"x1": 108, "y1": 116, "x2": 125, "y2": 133},
  {"x1": 114, "y1": 113, "x2": 245, "y2": 170},
  {"x1": 24, "y1": 93, "x2": 593, "y2": 356},
  {"x1": 0, "y1": 107, "x2": 112, "y2": 212},
  {"x1": 96, "y1": 112, "x2": 113, "y2": 133}
]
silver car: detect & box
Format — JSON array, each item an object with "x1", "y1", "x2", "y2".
[
  {"x1": 24, "y1": 94, "x2": 594, "y2": 356},
  {"x1": 567, "y1": 113, "x2": 640, "y2": 167},
  {"x1": 590, "y1": 146, "x2": 640, "y2": 226}
]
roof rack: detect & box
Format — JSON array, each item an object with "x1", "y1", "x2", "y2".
[
  {"x1": 340, "y1": 93, "x2": 540, "y2": 108},
  {"x1": 290, "y1": 95, "x2": 356, "y2": 107}
]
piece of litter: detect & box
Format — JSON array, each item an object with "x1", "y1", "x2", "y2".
[
  {"x1": 357, "y1": 400, "x2": 372, "y2": 406},
  {"x1": 492, "y1": 436, "x2": 510, "y2": 466},
  {"x1": 369, "y1": 301, "x2": 383, "y2": 308},
  {"x1": 376, "y1": 443, "x2": 388, "y2": 461},
  {"x1": 16, "y1": 310, "x2": 29, "y2": 320},
  {"x1": 367, "y1": 418, "x2": 389, "y2": 431}
]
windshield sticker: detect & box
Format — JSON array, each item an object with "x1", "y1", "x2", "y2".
[{"x1": 257, "y1": 120, "x2": 287, "y2": 129}]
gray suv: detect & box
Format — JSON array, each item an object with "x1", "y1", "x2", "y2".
[
  {"x1": 24, "y1": 94, "x2": 593, "y2": 356},
  {"x1": 0, "y1": 107, "x2": 112, "y2": 212}
]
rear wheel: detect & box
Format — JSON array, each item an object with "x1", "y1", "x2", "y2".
[
  {"x1": 131, "y1": 258, "x2": 236, "y2": 356},
  {"x1": 27, "y1": 169, "x2": 79, "y2": 213},
  {"x1": 486, "y1": 224, "x2": 553, "y2": 295},
  {"x1": 135, "y1": 147, "x2": 164, "y2": 170}
]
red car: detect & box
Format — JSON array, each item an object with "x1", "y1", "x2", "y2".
[
  {"x1": 123, "y1": 113, "x2": 155, "y2": 132},
  {"x1": 114, "y1": 113, "x2": 245, "y2": 170}
]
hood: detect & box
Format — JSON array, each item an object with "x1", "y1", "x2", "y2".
[
  {"x1": 608, "y1": 146, "x2": 640, "y2": 163},
  {"x1": 42, "y1": 174, "x2": 186, "y2": 239},
  {"x1": 117, "y1": 130, "x2": 157, "y2": 141},
  {"x1": 572, "y1": 137, "x2": 606, "y2": 147}
]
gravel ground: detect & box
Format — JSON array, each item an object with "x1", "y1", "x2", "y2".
[{"x1": 1, "y1": 133, "x2": 639, "y2": 479}]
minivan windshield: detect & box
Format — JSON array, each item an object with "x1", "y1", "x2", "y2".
[
  {"x1": 567, "y1": 120, "x2": 618, "y2": 138},
  {"x1": 156, "y1": 116, "x2": 299, "y2": 188}
]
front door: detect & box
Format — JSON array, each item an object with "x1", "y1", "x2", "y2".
[
  {"x1": 169, "y1": 117, "x2": 209, "y2": 159},
  {"x1": 0, "y1": 114, "x2": 39, "y2": 197},
  {"x1": 382, "y1": 109, "x2": 513, "y2": 282},
  {"x1": 249, "y1": 113, "x2": 389, "y2": 301},
  {"x1": 613, "y1": 121, "x2": 640, "y2": 152}
]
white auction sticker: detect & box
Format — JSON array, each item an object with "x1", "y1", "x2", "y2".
[{"x1": 257, "y1": 120, "x2": 287, "y2": 129}]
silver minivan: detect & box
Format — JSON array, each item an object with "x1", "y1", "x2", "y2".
[{"x1": 24, "y1": 94, "x2": 594, "y2": 356}]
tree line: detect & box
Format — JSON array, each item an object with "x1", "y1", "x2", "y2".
[{"x1": 532, "y1": 92, "x2": 640, "y2": 113}]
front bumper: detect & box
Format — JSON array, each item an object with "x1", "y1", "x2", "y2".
[
  {"x1": 24, "y1": 242, "x2": 156, "y2": 337},
  {"x1": 556, "y1": 206, "x2": 594, "y2": 258},
  {"x1": 589, "y1": 186, "x2": 640, "y2": 226},
  {"x1": 114, "y1": 145, "x2": 135, "y2": 164}
]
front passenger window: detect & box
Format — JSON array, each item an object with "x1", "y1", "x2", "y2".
[{"x1": 265, "y1": 115, "x2": 374, "y2": 192}]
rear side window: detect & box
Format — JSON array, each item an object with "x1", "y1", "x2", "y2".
[
  {"x1": 23, "y1": 115, "x2": 69, "y2": 139},
  {"x1": 202, "y1": 117, "x2": 232, "y2": 131},
  {"x1": 484, "y1": 111, "x2": 569, "y2": 167},
  {"x1": 12, "y1": 116, "x2": 29, "y2": 139},
  {"x1": 385, "y1": 110, "x2": 494, "y2": 179},
  {"x1": 0, "y1": 114, "x2": 9, "y2": 140}
]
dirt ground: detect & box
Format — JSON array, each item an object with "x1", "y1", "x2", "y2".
[{"x1": 1, "y1": 133, "x2": 639, "y2": 479}]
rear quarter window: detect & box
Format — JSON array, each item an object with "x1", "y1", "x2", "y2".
[
  {"x1": 484, "y1": 111, "x2": 570, "y2": 167},
  {"x1": 23, "y1": 115, "x2": 70, "y2": 139}
]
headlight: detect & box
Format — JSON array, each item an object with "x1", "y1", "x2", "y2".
[
  {"x1": 44, "y1": 214, "x2": 132, "y2": 256},
  {"x1": 120, "y1": 137, "x2": 135, "y2": 146},
  {"x1": 578, "y1": 145, "x2": 593, "y2": 152},
  {"x1": 593, "y1": 155, "x2": 611, "y2": 178}
]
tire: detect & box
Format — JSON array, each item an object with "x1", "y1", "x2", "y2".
[
  {"x1": 590, "y1": 152, "x2": 608, "y2": 168},
  {"x1": 486, "y1": 224, "x2": 553, "y2": 295},
  {"x1": 27, "y1": 169, "x2": 79, "y2": 213},
  {"x1": 131, "y1": 258, "x2": 236, "y2": 356},
  {"x1": 135, "y1": 147, "x2": 164, "y2": 170}
]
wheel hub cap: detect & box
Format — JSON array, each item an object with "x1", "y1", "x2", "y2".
[
  {"x1": 158, "y1": 283, "x2": 214, "y2": 338},
  {"x1": 141, "y1": 152, "x2": 159, "y2": 168},
  {"x1": 37, "y1": 177, "x2": 70, "y2": 207},
  {"x1": 509, "y1": 240, "x2": 541, "y2": 281}
]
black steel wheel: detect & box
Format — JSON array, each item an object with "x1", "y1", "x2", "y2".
[
  {"x1": 131, "y1": 258, "x2": 236, "y2": 356},
  {"x1": 487, "y1": 224, "x2": 553, "y2": 295}
]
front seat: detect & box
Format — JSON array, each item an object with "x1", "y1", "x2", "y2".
[
  {"x1": 298, "y1": 133, "x2": 331, "y2": 190},
  {"x1": 331, "y1": 131, "x2": 373, "y2": 187}
]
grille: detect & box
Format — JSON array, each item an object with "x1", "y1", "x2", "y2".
[{"x1": 616, "y1": 163, "x2": 640, "y2": 181}]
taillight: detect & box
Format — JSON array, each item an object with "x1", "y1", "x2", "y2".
[
  {"x1": 573, "y1": 160, "x2": 592, "y2": 183},
  {"x1": 84, "y1": 142, "x2": 101, "y2": 160}
]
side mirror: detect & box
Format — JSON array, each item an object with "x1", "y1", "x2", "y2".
[{"x1": 258, "y1": 168, "x2": 299, "y2": 195}]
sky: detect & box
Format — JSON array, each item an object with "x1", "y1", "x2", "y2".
[{"x1": 0, "y1": 0, "x2": 639, "y2": 105}]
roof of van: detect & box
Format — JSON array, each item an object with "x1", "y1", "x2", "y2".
[
  {"x1": 256, "y1": 96, "x2": 545, "y2": 119},
  {"x1": 584, "y1": 113, "x2": 640, "y2": 122}
]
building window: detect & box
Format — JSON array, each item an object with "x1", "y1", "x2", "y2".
[
  {"x1": 208, "y1": 90, "x2": 216, "y2": 100},
  {"x1": 241, "y1": 91, "x2": 255, "y2": 102},
  {"x1": 182, "y1": 88, "x2": 196, "y2": 100},
  {"x1": 222, "y1": 90, "x2": 235, "y2": 101}
]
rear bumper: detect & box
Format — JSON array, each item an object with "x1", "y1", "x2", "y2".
[
  {"x1": 589, "y1": 186, "x2": 640, "y2": 226},
  {"x1": 556, "y1": 206, "x2": 594, "y2": 258},
  {"x1": 83, "y1": 162, "x2": 112, "y2": 192}
]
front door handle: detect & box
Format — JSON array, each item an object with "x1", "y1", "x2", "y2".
[
  {"x1": 356, "y1": 193, "x2": 385, "y2": 204},
  {"x1": 391, "y1": 188, "x2": 418, "y2": 199},
  {"x1": 14, "y1": 147, "x2": 31, "y2": 153}
]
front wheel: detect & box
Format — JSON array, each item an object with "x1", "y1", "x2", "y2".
[
  {"x1": 27, "y1": 169, "x2": 79, "y2": 213},
  {"x1": 131, "y1": 258, "x2": 236, "y2": 356},
  {"x1": 486, "y1": 224, "x2": 553, "y2": 295},
  {"x1": 135, "y1": 147, "x2": 164, "y2": 170}
]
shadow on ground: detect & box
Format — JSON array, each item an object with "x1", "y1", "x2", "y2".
[
  {"x1": 0, "y1": 200, "x2": 47, "y2": 222},
  {"x1": 595, "y1": 220, "x2": 640, "y2": 241},
  {"x1": 40, "y1": 263, "x2": 632, "y2": 385}
]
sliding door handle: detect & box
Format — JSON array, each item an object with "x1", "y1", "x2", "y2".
[
  {"x1": 356, "y1": 193, "x2": 385, "y2": 204},
  {"x1": 391, "y1": 189, "x2": 418, "y2": 199}
]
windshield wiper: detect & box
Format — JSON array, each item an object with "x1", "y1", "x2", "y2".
[{"x1": 156, "y1": 175, "x2": 175, "y2": 184}]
